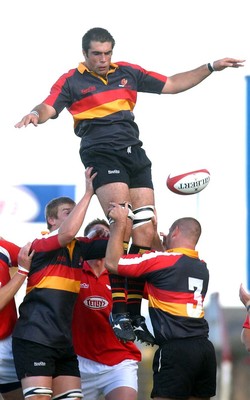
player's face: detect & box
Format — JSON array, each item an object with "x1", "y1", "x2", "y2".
[
  {"x1": 83, "y1": 41, "x2": 113, "y2": 77},
  {"x1": 52, "y1": 203, "x2": 75, "y2": 230},
  {"x1": 87, "y1": 224, "x2": 110, "y2": 239}
]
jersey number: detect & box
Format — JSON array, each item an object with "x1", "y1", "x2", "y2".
[{"x1": 187, "y1": 277, "x2": 203, "y2": 318}]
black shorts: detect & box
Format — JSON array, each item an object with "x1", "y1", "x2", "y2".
[
  {"x1": 80, "y1": 146, "x2": 154, "y2": 192},
  {"x1": 151, "y1": 337, "x2": 217, "y2": 399},
  {"x1": 12, "y1": 338, "x2": 80, "y2": 380}
]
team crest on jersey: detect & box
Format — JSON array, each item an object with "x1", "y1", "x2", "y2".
[
  {"x1": 83, "y1": 296, "x2": 108, "y2": 309},
  {"x1": 119, "y1": 78, "x2": 128, "y2": 87}
]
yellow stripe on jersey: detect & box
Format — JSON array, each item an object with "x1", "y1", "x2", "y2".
[
  {"x1": 73, "y1": 99, "x2": 135, "y2": 122},
  {"x1": 127, "y1": 294, "x2": 143, "y2": 300},
  {"x1": 26, "y1": 276, "x2": 81, "y2": 294},
  {"x1": 148, "y1": 294, "x2": 204, "y2": 318},
  {"x1": 111, "y1": 291, "x2": 126, "y2": 299}
]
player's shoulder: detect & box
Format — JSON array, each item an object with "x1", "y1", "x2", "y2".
[{"x1": 115, "y1": 61, "x2": 144, "y2": 71}]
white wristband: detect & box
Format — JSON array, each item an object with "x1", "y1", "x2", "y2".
[
  {"x1": 30, "y1": 110, "x2": 40, "y2": 118},
  {"x1": 18, "y1": 265, "x2": 29, "y2": 273}
]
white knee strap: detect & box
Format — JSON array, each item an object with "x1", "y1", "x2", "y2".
[
  {"x1": 132, "y1": 205, "x2": 155, "y2": 229},
  {"x1": 23, "y1": 386, "x2": 53, "y2": 398},
  {"x1": 108, "y1": 202, "x2": 134, "y2": 224},
  {"x1": 52, "y1": 389, "x2": 83, "y2": 400}
]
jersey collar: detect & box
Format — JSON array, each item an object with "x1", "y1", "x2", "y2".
[
  {"x1": 77, "y1": 62, "x2": 118, "y2": 75},
  {"x1": 166, "y1": 247, "x2": 199, "y2": 259}
]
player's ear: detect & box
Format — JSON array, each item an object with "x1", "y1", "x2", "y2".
[
  {"x1": 171, "y1": 226, "x2": 179, "y2": 239},
  {"x1": 47, "y1": 216, "x2": 56, "y2": 228}
]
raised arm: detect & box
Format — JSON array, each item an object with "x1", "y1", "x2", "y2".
[
  {"x1": 162, "y1": 57, "x2": 245, "y2": 94},
  {"x1": 104, "y1": 202, "x2": 128, "y2": 274},
  {"x1": 150, "y1": 210, "x2": 165, "y2": 251},
  {"x1": 14, "y1": 103, "x2": 56, "y2": 128},
  {"x1": 58, "y1": 167, "x2": 97, "y2": 246}
]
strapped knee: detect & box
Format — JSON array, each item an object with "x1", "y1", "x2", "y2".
[
  {"x1": 23, "y1": 387, "x2": 53, "y2": 398},
  {"x1": 108, "y1": 202, "x2": 134, "y2": 224},
  {"x1": 132, "y1": 205, "x2": 155, "y2": 229},
  {"x1": 52, "y1": 389, "x2": 83, "y2": 400}
]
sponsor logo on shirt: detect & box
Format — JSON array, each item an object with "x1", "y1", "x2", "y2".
[
  {"x1": 81, "y1": 86, "x2": 96, "y2": 94},
  {"x1": 83, "y1": 296, "x2": 108, "y2": 309},
  {"x1": 80, "y1": 283, "x2": 89, "y2": 288},
  {"x1": 108, "y1": 170, "x2": 120, "y2": 174}
]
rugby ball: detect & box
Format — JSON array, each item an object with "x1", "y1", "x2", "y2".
[{"x1": 166, "y1": 169, "x2": 210, "y2": 195}]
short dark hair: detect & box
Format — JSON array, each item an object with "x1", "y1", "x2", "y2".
[
  {"x1": 84, "y1": 218, "x2": 109, "y2": 236},
  {"x1": 45, "y1": 197, "x2": 75, "y2": 230},
  {"x1": 82, "y1": 27, "x2": 115, "y2": 54},
  {"x1": 171, "y1": 217, "x2": 202, "y2": 245}
]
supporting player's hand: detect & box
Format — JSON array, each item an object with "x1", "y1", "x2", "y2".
[
  {"x1": 85, "y1": 167, "x2": 97, "y2": 197},
  {"x1": 107, "y1": 202, "x2": 129, "y2": 225},
  {"x1": 87, "y1": 227, "x2": 110, "y2": 239},
  {"x1": 18, "y1": 242, "x2": 35, "y2": 272}
]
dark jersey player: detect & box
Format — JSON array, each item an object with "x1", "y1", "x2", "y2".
[
  {"x1": 12, "y1": 168, "x2": 107, "y2": 400},
  {"x1": 14, "y1": 27, "x2": 244, "y2": 344},
  {"x1": 105, "y1": 203, "x2": 217, "y2": 400}
]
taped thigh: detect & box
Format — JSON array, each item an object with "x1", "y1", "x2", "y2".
[
  {"x1": 108, "y1": 202, "x2": 134, "y2": 224},
  {"x1": 132, "y1": 205, "x2": 154, "y2": 229},
  {"x1": 52, "y1": 388, "x2": 83, "y2": 400},
  {"x1": 23, "y1": 386, "x2": 53, "y2": 398}
]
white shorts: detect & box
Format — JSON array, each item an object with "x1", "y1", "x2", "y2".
[
  {"x1": 0, "y1": 335, "x2": 19, "y2": 384},
  {"x1": 77, "y1": 356, "x2": 138, "y2": 400}
]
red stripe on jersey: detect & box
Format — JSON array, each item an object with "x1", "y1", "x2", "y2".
[
  {"x1": 148, "y1": 294, "x2": 205, "y2": 318},
  {"x1": 148, "y1": 285, "x2": 203, "y2": 305},
  {"x1": 31, "y1": 234, "x2": 61, "y2": 252},
  {"x1": 68, "y1": 88, "x2": 137, "y2": 116},
  {"x1": 117, "y1": 61, "x2": 167, "y2": 83},
  {"x1": 43, "y1": 68, "x2": 76, "y2": 106},
  {"x1": 27, "y1": 264, "x2": 81, "y2": 293}
]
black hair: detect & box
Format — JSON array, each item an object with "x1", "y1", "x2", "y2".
[
  {"x1": 82, "y1": 27, "x2": 115, "y2": 54},
  {"x1": 84, "y1": 218, "x2": 109, "y2": 236}
]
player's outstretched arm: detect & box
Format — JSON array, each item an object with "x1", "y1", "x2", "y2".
[
  {"x1": 58, "y1": 167, "x2": 97, "y2": 246},
  {"x1": 162, "y1": 57, "x2": 245, "y2": 94},
  {"x1": 14, "y1": 103, "x2": 56, "y2": 128},
  {"x1": 105, "y1": 202, "x2": 128, "y2": 273}
]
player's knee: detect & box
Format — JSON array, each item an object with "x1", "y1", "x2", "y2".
[
  {"x1": 132, "y1": 205, "x2": 154, "y2": 229},
  {"x1": 52, "y1": 388, "x2": 83, "y2": 400},
  {"x1": 23, "y1": 386, "x2": 53, "y2": 398},
  {"x1": 108, "y1": 202, "x2": 134, "y2": 224}
]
